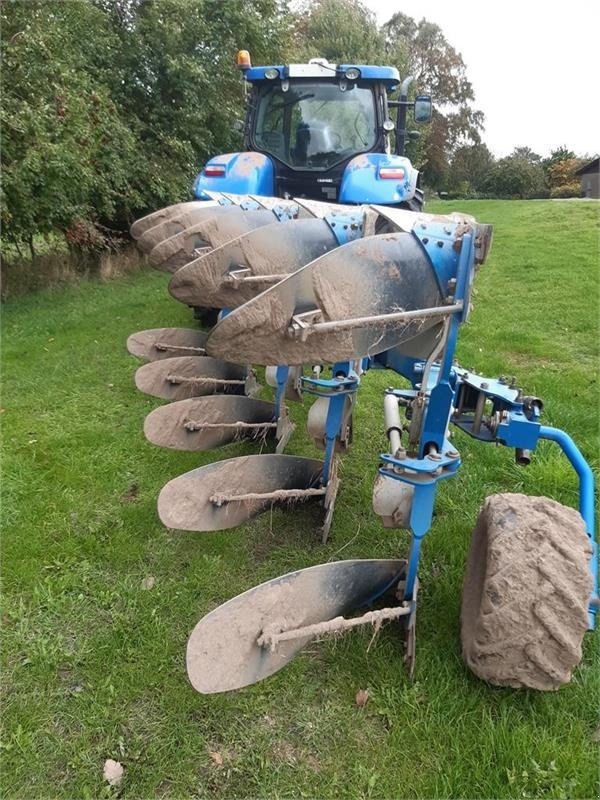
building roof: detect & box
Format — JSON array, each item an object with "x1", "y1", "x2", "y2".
[{"x1": 574, "y1": 157, "x2": 599, "y2": 175}]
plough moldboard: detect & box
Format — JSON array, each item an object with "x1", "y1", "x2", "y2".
[{"x1": 127, "y1": 190, "x2": 597, "y2": 695}]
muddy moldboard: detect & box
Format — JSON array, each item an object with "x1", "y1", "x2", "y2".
[
  {"x1": 127, "y1": 328, "x2": 209, "y2": 361},
  {"x1": 187, "y1": 209, "x2": 280, "y2": 250},
  {"x1": 147, "y1": 221, "x2": 214, "y2": 273},
  {"x1": 205, "y1": 232, "x2": 444, "y2": 365},
  {"x1": 136, "y1": 204, "x2": 250, "y2": 254},
  {"x1": 157, "y1": 453, "x2": 324, "y2": 531},
  {"x1": 148, "y1": 209, "x2": 281, "y2": 273},
  {"x1": 130, "y1": 201, "x2": 217, "y2": 240},
  {"x1": 134, "y1": 356, "x2": 248, "y2": 401},
  {"x1": 144, "y1": 395, "x2": 277, "y2": 451},
  {"x1": 169, "y1": 217, "x2": 338, "y2": 309},
  {"x1": 187, "y1": 558, "x2": 404, "y2": 693}
]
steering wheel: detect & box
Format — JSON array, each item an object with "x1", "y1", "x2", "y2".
[{"x1": 330, "y1": 131, "x2": 342, "y2": 150}]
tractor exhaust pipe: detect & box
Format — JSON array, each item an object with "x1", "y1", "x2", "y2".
[{"x1": 395, "y1": 76, "x2": 414, "y2": 156}]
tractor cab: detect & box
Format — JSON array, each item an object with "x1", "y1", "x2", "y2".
[
  {"x1": 193, "y1": 54, "x2": 432, "y2": 208},
  {"x1": 246, "y1": 59, "x2": 394, "y2": 199}
]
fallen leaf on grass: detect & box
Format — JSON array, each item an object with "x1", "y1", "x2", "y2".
[
  {"x1": 209, "y1": 751, "x2": 224, "y2": 766},
  {"x1": 355, "y1": 688, "x2": 370, "y2": 708},
  {"x1": 103, "y1": 758, "x2": 124, "y2": 786},
  {"x1": 120, "y1": 483, "x2": 139, "y2": 503},
  {"x1": 141, "y1": 575, "x2": 156, "y2": 590}
]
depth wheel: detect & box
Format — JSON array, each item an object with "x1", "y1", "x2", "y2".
[{"x1": 461, "y1": 493, "x2": 592, "y2": 690}]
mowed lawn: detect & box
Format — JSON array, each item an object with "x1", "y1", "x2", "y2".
[{"x1": 2, "y1": 200, "x2": 599, "y2": 799}]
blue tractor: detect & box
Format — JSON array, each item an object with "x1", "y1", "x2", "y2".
[
  {"x1": 127, "y1": 55, "x2": 597, "y2": 697},
  {"x1": 192, "y1": 52, "x2": 431, "y2": 210}
]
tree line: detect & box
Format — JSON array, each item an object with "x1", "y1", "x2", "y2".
[
  {"x1": 444, "y1": 144, "x2": 590, "y2": 200},
  {"x1": 0, "y1": 0, "x2": 591, "y2": 256}
]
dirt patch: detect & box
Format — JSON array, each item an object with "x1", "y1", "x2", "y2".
[{"x1": 120, "y1": 483, "x2": 139, "y2": 503}]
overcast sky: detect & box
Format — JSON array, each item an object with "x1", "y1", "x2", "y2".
[{"x1": 363, "y1": 0, "x2": 599, "y2": 158}]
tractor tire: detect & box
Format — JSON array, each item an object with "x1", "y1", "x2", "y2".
[
  {"x1": 461, "y1": 493, "x2": 593, "y2": 691},
  {"x1": 193, "y1": 306, "x2": 219, "y2": 328}
]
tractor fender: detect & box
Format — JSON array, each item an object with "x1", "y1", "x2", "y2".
[
  {"x1": 339, "y1": 153, "x2": 418, "y2": 206},
  {"x1": 193, "y1": 152, "x2": 275, "y2": 199}
]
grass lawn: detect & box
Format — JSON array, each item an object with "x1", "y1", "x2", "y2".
[{"x1": 2, "y1": 200, "x2": 599, "y2": 799}]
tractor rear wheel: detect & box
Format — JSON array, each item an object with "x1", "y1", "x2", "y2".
[{"x1": 461, "y1": 493, "x2": 592, "y2": 690}]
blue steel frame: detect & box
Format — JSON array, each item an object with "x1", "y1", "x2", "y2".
[
  {"x1": 301, "y1": 361, "x2": 361, "y2": 486},
  {"x1": 368, "y1": 232, "x2": 598, "y2": 627},
  {"x1": 206, "y1": 193, "x2": 597, "y2": 632}
]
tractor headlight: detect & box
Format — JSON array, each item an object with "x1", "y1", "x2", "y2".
[
  {"x1": 264, "y1": 68, "x2": 279, "y2": 80},
  {"x1": 345, "y1": 68, "x2": 360, "y2": 80}
]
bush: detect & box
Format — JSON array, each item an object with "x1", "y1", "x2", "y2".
[{"x1": 550, "y1": 183, "x2": 581, "y2": 199}]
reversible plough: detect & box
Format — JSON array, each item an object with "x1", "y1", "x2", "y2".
[{"x1": 127, "y1": 190, "x2": 597, "y2": 695}]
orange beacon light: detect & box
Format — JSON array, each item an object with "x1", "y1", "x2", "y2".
[{"x1": 236, "y1": 50, "x2": 252, "y2": 70}]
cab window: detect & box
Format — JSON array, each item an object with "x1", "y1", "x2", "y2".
[{"x1": 253, "y1": 81, "x2": 377, "y2": 170}]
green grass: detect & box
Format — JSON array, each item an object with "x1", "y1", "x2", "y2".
[{"x1": 2, "y1": 200, "x2": 599, "y2": 799}]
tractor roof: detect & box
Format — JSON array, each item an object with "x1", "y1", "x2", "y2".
[{"x1": 244, "y1": 59, "x2": 400, "y2": 88}]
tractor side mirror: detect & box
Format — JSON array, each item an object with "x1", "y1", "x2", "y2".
[
  {"x1": 414, "y1": 96, "x2": 432, "y2": 124},
  {"x1": 408, "y1": 130, "x2": 421, "y2": 140}
]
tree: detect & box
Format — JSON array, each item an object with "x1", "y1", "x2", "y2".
[
  {"x1": 547, "y1": 157, "x2": 583, "y2": 198},
  {"x1": 542, "y1": 146, "x2": 576, "y2": 175},
  {"x1": 511, "y1": 146, "x2": 542, "y2": 164},
  {"x1": 381, "y1": 14, "x2": 483, "y2": 188},
  {"x1": 0, "y1": 0, "x2": 138, "y2": 251},
  {"x1": 447, "y1": 143, "x2": 495, "y2": 196},
  {"x1": 484, "y1": 151, "x2": 547, "y2": 199},
  {"x1": 94, "y1": 0, "x2": 293, "y2": 215},
  {"x1": 1, "y1": 0, "x2": 293, "y2": 249},
  {"x1": 291, "y1": 0, "x2": 384, "y2": 63}
]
